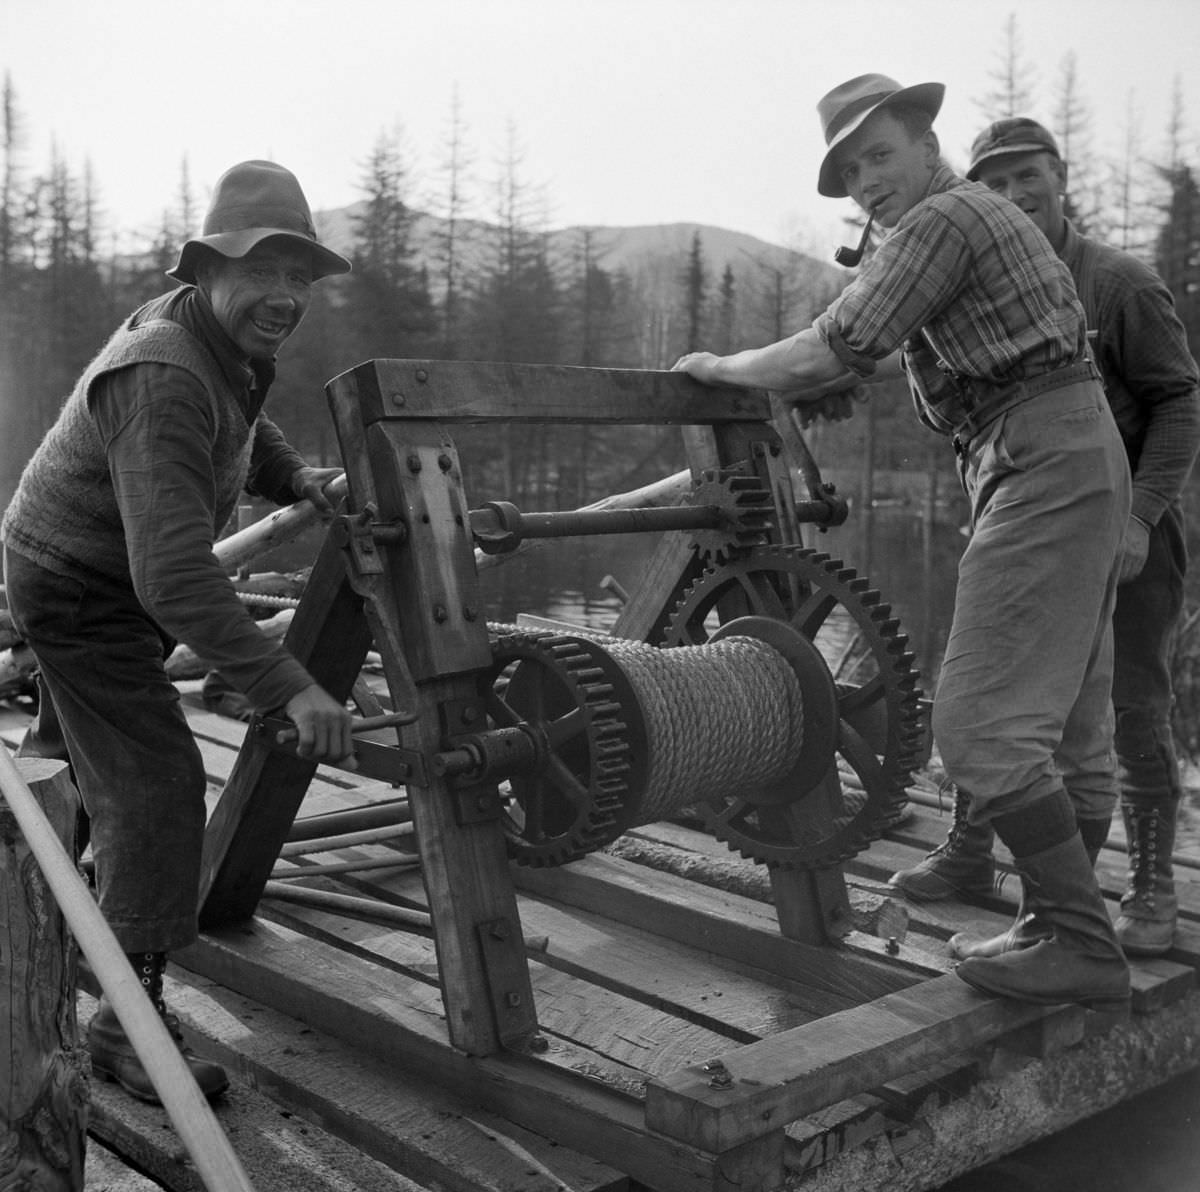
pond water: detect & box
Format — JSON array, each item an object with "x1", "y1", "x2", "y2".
[
  {"x1": 475, "y1": 504, "x2": 966, "y2": 700},
  {"x1": 251, "y1": 501, "x2": 967, "y2": 700}
]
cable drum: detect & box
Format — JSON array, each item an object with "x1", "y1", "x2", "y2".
[{"x1": 598, "y1": 636, "x2": 804, "y2": 823}]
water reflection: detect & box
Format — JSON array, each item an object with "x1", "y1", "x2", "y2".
[
  {"x1": 478, "y1": 507, "x2": 968, "y2": 697},
  {"x1": 248, "y1": 499, "x2": 968, "y2": 701}
]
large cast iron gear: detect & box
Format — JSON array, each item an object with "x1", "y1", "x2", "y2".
[
  {"x1": 659, "y1": 545, "x2": 925, "y2": 868},
  {"x1": 482, "y1": 627, "x2": 645, "y2": 867},
  {"x1": 686, "y1": 468, "x2": 774, "y2": 563}
]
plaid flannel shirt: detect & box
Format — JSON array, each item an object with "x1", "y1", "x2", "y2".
[
  {"x1": 814, "y1": 166, "x2": 1088, "y2": 401},
  {"x1": 1059, "y1": 219, "x2": 1200, "y2": 526}
]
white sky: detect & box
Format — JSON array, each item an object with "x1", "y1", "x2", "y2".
[{"x1": 2, "y1": 0, "x2": 1198, "y2": 255}]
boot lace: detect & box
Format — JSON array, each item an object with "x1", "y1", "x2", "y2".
[
  {"x1": 132, "y1": 951, "x2": 169, "y2": 1016},
  {"x1": 1127, "y1": 809, "x2": 1160, "y2": 909},
  {"x1": 931, "y1": 784, "x2": 973, "y2": 856}
]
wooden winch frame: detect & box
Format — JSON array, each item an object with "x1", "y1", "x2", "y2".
[{"x1": 197, "y1": 359, "x2": 860, "y2": 1060}]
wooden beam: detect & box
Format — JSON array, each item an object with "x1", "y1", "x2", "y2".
[
  {"x1": 177, "y1": 918, "x2": 717, "y2": 1192},
  {"x1": 514, "y1": 851, "x2": 931, "y2": 1015},
  {"x1": 327, "y1": 359, "x2": 769, "y2": 426},
  {"x1": 643, "y1": 973, "x2": 1073, "y2": 1153},
  {"x1": 200, "y1": 534, "x2": 372, "y2": 925}
]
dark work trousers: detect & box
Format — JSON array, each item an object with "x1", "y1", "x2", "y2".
[
  {"x1": 1113, "y1": 503, "x2": 1186, "y2": 807},
  {"x1": 3, "y1": 546, "x2": 207, "y2": 954}
]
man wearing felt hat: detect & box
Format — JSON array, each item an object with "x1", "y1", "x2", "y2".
[
  {"x1": 894, "y1": 117, "x2": 1200, "y2": 965},
  {"x1": 675, "y1": 75, "x2": 1134, "y2": 1013},
  {"x1": 2, "y1": 160, "x2": 355, "y2": 1103}
]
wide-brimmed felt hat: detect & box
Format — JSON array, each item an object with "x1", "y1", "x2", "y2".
[
  {"x1": 817, "y1": 73, "x2": 945, "y2": 198},
  {"x1": 167, "y1": 160, "x2": 351, "y2": 284},
  {"x1": 967, "y1": 117, "x2": 1061, "y2": 181}
]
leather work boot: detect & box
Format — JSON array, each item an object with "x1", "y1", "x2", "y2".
[
  {"x1": 948, "y1": 816, "x2": 1111, "y2": 961},
  {"x1": 889, "y1": 786, "x2": 996, "y2": 903},
  {"x1": 1115, "y1": 800, "x2": 1179, "y2": 957},
  {"x1": 88, "y1": 952, "x2": 229, "y2": 1103},
  {"x1": 955, "y1": 833, "x2": 1130, "y2": 1013}
]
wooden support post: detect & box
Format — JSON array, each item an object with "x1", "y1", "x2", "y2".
[
  {"x1": 200, "y1": 533, "x2": 372, "y2": 924},
  {"x1": 712, "y1": 1130, "x2": 786, "y2": 1192},
  {"x1": 340, "y1": 411, "x2": 539, "y2": 1055},
  {"x1": 1, "y1": 758, "x2": 86, "y2": 1191},
  {"x1": 692, "y1": 413, "x2": 853, "y2": 946}
]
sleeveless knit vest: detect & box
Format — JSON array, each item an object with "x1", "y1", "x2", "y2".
[{"x1": 2, "y1": 315, "x2": 256, "y2": 582}]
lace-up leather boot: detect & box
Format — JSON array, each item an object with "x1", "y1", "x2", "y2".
[
  {"x1": 889, "y1": 786, "x2": 995, "y2": 902},
  {"x1": 1115, "y1": 800, "x2": 1179, "y2": 957},
  {"x1": 87, "y1": 951, "x2": 229, "y2": 1103}
]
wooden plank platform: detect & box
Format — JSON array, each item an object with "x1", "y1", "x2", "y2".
[{"x1": 5, "y1": 689, "x2": 1199, "y2": 1192}]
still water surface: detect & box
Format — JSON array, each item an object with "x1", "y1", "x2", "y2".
[{"x1": 476, "y1": 505, "x2": 966, "y2": 699}]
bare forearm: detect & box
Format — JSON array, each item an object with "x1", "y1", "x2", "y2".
[{"x1": 673, "y1": 328, "x2": 842, "y2": 391}]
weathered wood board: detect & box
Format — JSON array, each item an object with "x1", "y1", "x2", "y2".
[{"x1": 3, "y1": 690, "x2": 1198, "y2": 1192}]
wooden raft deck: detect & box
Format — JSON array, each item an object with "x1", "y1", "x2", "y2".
[{"x1": 6, "y1": 688, "x2": 1200, "y2": 1192}]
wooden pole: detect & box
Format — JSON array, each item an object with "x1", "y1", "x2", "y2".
[
  {"x1": 0, "y1": 751, "x2": 257, "y2": 1192},
  {"x1": 1, "y1": 757, "x2": 86, "y2": 1192},
  {"x1": 211, "y1": 466, "x2": 695, "y2": 583},
  {"x1": 212, "y1": 475, "x2": 348, "y2": 572}
]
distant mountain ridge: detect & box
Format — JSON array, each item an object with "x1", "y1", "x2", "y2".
[{"x1": 313, "y1": 201, "x2": 845, "y2": 301}]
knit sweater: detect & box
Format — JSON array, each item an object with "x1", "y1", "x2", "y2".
[
  {"x1": 4, "y1": 316, "x2": 253, "y2": 580},
  {"x1": 2, "y1": 294, "x2": 315, "y2": 711}
]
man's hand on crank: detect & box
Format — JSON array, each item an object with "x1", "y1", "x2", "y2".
[
  {"x1": 284, "y1": 685, "x2": 357, "y2": 769},
  {"x1": 292, "y1": 467, "x2": 345, "y2": 516}
]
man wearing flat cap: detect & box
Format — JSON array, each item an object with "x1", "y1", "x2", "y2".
[
  {"x1": 675, "y1": 75, "x2": 1133, "y2": 1012},
  {"x1": 3, "y1": 160, "x2": 355, "y2": 1102},
  {"x1": 895, "y1": 117, "x2": 1200, "y2": 964}
]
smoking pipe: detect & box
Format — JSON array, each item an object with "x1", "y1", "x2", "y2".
[{"x1": 834, "y1": 212, "x2": 875, "y2": 267}]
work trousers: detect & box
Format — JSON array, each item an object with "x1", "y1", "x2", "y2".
[
  {"x1": 932, "y1": 382, "x2": 1132, "y2": 824},
  {"x1": 3, "y1": 547, "x2": 207, "y2": 954},
  {"x1": 1113, "y1": 503, "x2": 1186, "y2": 807}
]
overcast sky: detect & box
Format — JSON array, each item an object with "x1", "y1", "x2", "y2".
[{"x1": 3, "y1": 0, "x2": 1198, "y2": 256}]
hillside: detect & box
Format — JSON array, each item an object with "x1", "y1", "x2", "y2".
[{"x1": 314, "y1": 201, "x2": 847, "y2": 307}]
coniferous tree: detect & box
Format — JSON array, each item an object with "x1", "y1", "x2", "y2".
[
  {"x1": 427, "y1": 86, "x2": 475, "y2": 358},
  {"x1": 1052, "y1": 52, "x2": 1105, "y2": 236},
  {"x1": 1155, "y1": 162, "x2": 1200, "y2": 357},
  {"x1": 975, "y1": 13, "x2": 1038, "y2": 122},
  {"x1": 1110, "y1": 91, "x2": 1154, "y2": 260},
  {"x1": 466, "y1": 123, "x2": 562, "y2": 500},
  {"x1": 346, "y1": 127, "x2": 435, "y2": 361},
  {"x1": 715, "y1": 264, "x2": 736, "y2": 355},
  {"x1": 0, "y1": 71, "x2": 30, "y2": 505},
  {"x1": 681, "y1": 230, "x2": 707, "y2": 354}
]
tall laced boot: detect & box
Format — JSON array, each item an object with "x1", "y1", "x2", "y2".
[
  {"x1": 87, "y1": 951, "x2": 229, "y2": 1103},
  {"x1": 1115, "y1": 799, "x2": 1179, "y2": 957},
  {"x1": 956, "y1": 818, "x2": 1129, "y2": 1012},
  {"x1": 889, "y1": 786, "x2": 996, "y2": 903},
  {"x1": 949, "y1": 816, "x2": 1111, "y2": 961}
]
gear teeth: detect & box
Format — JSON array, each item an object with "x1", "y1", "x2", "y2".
[
  {"x1": 660, "y1": 544, "x2": 926, "y2": 870},
  {"x1": 688, "y1": 469, "x2": 777, "y2": 562},
  {"x1": 486, "y1": 631, "x2": 637, "y2": 867}
]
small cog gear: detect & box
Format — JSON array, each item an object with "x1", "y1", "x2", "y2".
[
  {"x1": 482, "y1": 628, "x2": 645, "y2": 866},
  {"x1": 686, "y1": 469, "x2": 773, "y2": 563}
]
